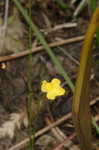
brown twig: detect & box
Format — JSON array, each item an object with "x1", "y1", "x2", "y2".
[
  {"x1": 0, "y1": 36, "x2": 84, "y2": 62},
  {"x1": 45, "y1": 116, "x2": 66, "y2": 142},
  {"x1": 41, "y1": 22, "x2": 77, "y2": 35},
  {"x1": 8, "y1": 113, "x2": 72, "y2": 150},
  {"x1": 45, "y1": 116, "x2": 79, "y2": 150},
  {"x1": 51, "y1": 133, "x2": 76, "y2": 150}
]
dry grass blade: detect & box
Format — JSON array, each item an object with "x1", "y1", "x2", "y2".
[{"x1": 72, "y1": 8, "x2": 99, "y2": 150}]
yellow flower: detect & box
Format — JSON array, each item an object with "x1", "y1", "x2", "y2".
[{"x1": 41, "y1": 78, "x2": 65, "y2": 100}]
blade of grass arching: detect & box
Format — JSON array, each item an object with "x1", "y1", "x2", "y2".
[{"x1": 12, "y1": 0, "x2": 75, "y2": 92}]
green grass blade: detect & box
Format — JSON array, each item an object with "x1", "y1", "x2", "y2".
[
  {"x1": 90, "y1": 0, "x2": 99, "y2": 45},
  {"x1": 12, "y1": 0, "x2": 75, "y2": 92},
  {"x1": 90, "y1": 0, "x2": 97, "y2": 12}
]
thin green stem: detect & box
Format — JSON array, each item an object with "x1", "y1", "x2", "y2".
[{"x1": 26, "y1": 5, "x2": 35, "y2": 150}]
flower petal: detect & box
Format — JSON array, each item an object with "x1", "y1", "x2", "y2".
[
  {"x1": 41, "y1": 80, "x2": 47, "y2": 92},
  {"x1": 51, "y1": 78, "x2": 61, "y2": 88},
  {"x1": 46, "y1": 91, "x2": 56, "y2": 100},
  {"x1": 57, "y1": 88, "x2": 65, "y2": 96},
  {"x1": 41, "y1": 81, "x2": 52, "y2": 92}
]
